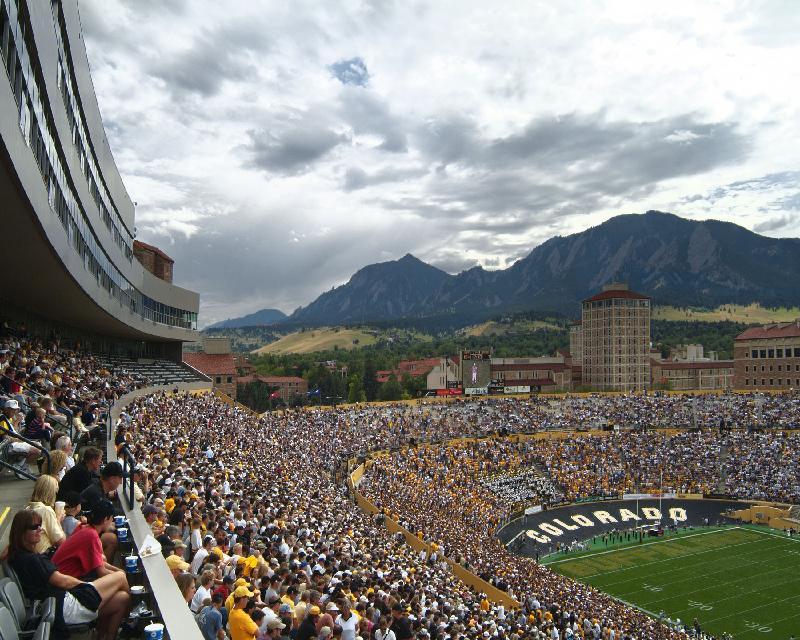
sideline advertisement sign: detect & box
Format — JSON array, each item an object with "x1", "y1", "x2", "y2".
[
  {"x1": 465, "y1": 387, "x2": 488, "y2": 395},
  {"x1": 504, "y1": 385, "x2": 531, "y2": 394}
]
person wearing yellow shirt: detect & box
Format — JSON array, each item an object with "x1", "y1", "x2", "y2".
[
  {"x1": 226, "y1": 578, "x2": 252, "y2": 613},
  {"x1": 281, "y1": 586, "x2": 297, "y2": 616},
  {"x1": 164, "y1": 496, "x2": 175, "y2": 513},
  {"x1": 229, "y1": 585, "x2": 259, "y2": 640}
]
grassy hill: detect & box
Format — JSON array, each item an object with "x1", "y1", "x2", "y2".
[
  {"x1": 462, "y1": 318, "x2": 563, "y2": 337},
  {"x1": 252, "y1": 328, "x2": 378, "y2": 355},
  {"x1": 653, "y1": 303, "x2": 800, "y2": 323}
]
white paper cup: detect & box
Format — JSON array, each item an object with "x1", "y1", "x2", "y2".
[
  {"x1": 144, "y1": 623, "x2": 164, "y2": 640},
  {"x1": 54, "y1": 501, "x2": 65, "y2": 517},
  {"x1": 117, "y1": 527, "x2": 128, "y2": 541}
]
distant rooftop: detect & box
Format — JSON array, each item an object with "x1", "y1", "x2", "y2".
[{"x1": 735, "y1": 320, "x2": 800, "y2": 341}]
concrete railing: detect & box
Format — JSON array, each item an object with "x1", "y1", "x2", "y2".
[{"x1": 107, "y1": 382, "x2": 210, "y2": 640}]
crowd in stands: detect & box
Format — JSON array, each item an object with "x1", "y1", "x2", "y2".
[
  {"x1": 111, "y1": 390, "x2": 800, "y2": 640},
  {"x1": 480, "y1": 472, "x2": 563, "y2": 509},
  {"x1": 2, "y1": 326, "x2": 800, "y2": 639}
]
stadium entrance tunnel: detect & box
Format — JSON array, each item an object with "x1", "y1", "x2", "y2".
[{"x1": 497, "y1": 498, "x2": 751, "y2": 557}]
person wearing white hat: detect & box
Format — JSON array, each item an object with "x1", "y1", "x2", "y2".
[{"x1": 1, "y1": 398, "x2": 40, "y2": 471}]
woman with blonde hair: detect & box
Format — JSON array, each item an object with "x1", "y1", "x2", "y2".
[
  {"x1": 26, "y1": 474, "x2": 65, "y2": 553},
  {"x1": 44, "y1": 449, "x2": 68, "y2": 480}
]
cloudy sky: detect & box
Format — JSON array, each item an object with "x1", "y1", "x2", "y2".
[{"x1": 80, "y1": 0, "x2": 800, "y2": 326}]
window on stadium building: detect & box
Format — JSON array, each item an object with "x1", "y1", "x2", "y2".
[{"x1": 0, "y1": 0, "x2": 197, "y2": 331}]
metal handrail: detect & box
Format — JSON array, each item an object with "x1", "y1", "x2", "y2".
[
  {"x1": 119, "y1": 444, "x2": 136, "y2": 510},
  {"x1": 0, "y1": 373, "x2": 73, "y2": 436},
  {"x1": 0, "y1": 416, "x2": 51, "y2": 480}
]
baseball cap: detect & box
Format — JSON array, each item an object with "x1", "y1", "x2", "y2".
[
  {"x1": 2, "y1": 399, "x2": 19, "y2": 410},
  {"x1": 267, "y1": 619, "x2": 286, "y2": 631},
  {"x1": 234, "y1": 578, "x2": 251, "y2": 588},
  {"x1": 309, "y1": 606, "x2": 321, "y2": 616},
  {"x1": 142, "y1": 504, "x2": 159, "y2": 517},
  {"x1": 233, "y1": 585, "x2": 254, "y2": 599},
  {"x1": 165, "y1": 555, "x2": 190, "y2": 572},
  {"x1": 101, "y1": 461, "x2": 126, "y2": 479},
  {"x1": 326, "y1": 602, "x2": 339, "y2": 612}
]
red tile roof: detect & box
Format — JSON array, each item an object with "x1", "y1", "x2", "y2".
[
  {"x1": 259, "y1": 376, "x2": 306, "y2": 384},
  {"x1": 583, "y1": 288, "x2": 649, "y2": 303},
  {"x1": 133, "y1": 240, "x2": 175, "y2": 264},
  {"x1": 735, "y1": 321, "x2": 800, "y2": 340},
  {"x1": 183, "y1": 352, "x2": 237, "y2": 375}
]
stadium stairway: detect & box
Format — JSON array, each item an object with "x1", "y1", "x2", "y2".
[
  {"x1": 716, "y1": 442, "x2": 729, "y2": 494},
  {"x1": 98, "y1": 355, "x2": 209, "y2": 387},
  {"x1": 0, "y1": 475, "x2": 34, "y2": 549}
]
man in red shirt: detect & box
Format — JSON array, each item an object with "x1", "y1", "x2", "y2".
[{"x1": 52, "y1": 499, "x2": 124, "y2": 580}]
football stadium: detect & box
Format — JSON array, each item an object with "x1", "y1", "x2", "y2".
[{"x1": 1, "y1": 2, "x2": 800, "y2": 640}]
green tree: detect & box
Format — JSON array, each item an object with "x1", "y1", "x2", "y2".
[
  {"x1": 347, "y1": 373, "x2": 366, "y2": 403},
  {"x1": 401, "y1": 373, "x2": 427, "y2": 398},
  {"x1": 362, "y1": 359, "x2": 379, "y2": 401},
  {"x1": 378, "y1": 374, "x2": 403, "y2": 401}
]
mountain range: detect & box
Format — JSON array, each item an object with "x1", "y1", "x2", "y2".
[
  {"x1": 206, "y1": 308, "x2": 287, "y2": 329},
  {"x1": 286, "y1": 211, "x2": 800, "y2": 325}
]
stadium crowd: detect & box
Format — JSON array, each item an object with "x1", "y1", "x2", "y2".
[
  {"x1": 2, "y1": 327, "x2": 800, "y2": 639},
  {"x1": 109, "y1": 390, "x2": 797, "y2": 640}
]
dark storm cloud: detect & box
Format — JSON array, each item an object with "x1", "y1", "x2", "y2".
[
  {"x1": 245, "y1": 126, "x2": 349, "y2": 175},
  {"x1": 152, "y1": 25, "x2": 267, "y2": 97},
  {"x1": 426, "y1": 252, "x2": 479, "y2": 274},
  {"x1": 390, "y1": 111, "x2": 752, "y2": 240},
  {"x1": 328, "y1": 57, "x2": 370, "y2": 86},
  {"x1": 343, "y1": 166, "x2": 426, "y2": 191},
  {"x1": 416, "y1": 113, "x2": 479, "y2": 165},
  {"x1": 143, "y1": 208, "x2": 421, "y2": 326},
  {"x1": 339, "y1": 88, "x2": 408, "y2": 152},
  {"x1": 753, "y1": 214, "x2": 796, "y2": 233}
]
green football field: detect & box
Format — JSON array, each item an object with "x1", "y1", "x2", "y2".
[{"x1": 545, "y1": 526, "x2": 800, "y2": 638}]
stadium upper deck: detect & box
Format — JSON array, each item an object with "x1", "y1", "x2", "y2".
[{"x1": 0, "y1": 0, "x2": 198, "y2": 359}]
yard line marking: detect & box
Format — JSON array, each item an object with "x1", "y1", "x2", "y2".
[
  {"x1": 598, "y1": 535, "x2": 786, "y2": 589},
  {"x1": 575, "y1": 529, "x2": 773, "y2": 580},
  {"x1": 640, "y1": 570, "x2": 800, "y2": 609},
  {"x1": 744, "y1": 526, "x2": 800, "y2": 543},
  {"x1": 701, "y1": 591, "x2": 800, "y2": 625},
  {"x1": 0, "y1": 506, "x2": 10, "y2": 528},
  {"x1": 545, "y1": 527, "x2": 740, "y2": 567}
]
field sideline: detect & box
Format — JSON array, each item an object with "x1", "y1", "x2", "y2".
[{"x1": 547, "y1": 526, "x2": 800, "y2": 638}]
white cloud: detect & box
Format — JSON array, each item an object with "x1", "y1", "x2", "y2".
[{"x1": 80, "y1": 0, "x2": 800, "y2": 326}]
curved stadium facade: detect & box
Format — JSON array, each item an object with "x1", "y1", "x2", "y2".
[{"x1": 0, "y1": 0, "x2": 198, "y2": 357}]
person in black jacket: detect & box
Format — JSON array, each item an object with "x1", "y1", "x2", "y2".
[
  {"x1": 57, "y1": 446, "x2": 102, "y2": 501},
  {"x1": 390, "y1": 604, "x2": 413, "y2": 640},
  {"x1": 296, "y1": 604, "x2": 321, "y2": 640}
]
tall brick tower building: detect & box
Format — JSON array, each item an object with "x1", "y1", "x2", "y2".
[{"x1": 581, "y1": 283, "x2": 650, "y2": 391}]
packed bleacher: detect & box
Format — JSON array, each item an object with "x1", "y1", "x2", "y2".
[
  {"x1": 104, "y1": 391, "x2": 800, "y2": 640},
  {"x1": 3, "y1": 332, "x2": 800, "y2": 639}
]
